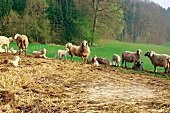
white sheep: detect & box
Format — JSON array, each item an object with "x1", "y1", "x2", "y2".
[
  {"x1": 112, "y1": 54, "x2": 121, "y2": 67},
  {"x1": 145, "y1": 51, "x2": 169, "y2": 73},
  {"x1": 122, "y1": 49, "x2": 142, "y2": 68},
  {"x1": 32, "y1": 50, "x2": 41, "y2": 55},
  {"x1": 0, "y1": 47, "x2": 5, "y2": 53},
  {"x1": 65, "y1": 40, "x2": 90, "y2": 63},
  {"x1": 34, "y1": 48, "x2": 47, "y2": 58},
  {"x1": 9, "y1": 47, "x2": 20, "y2": 54},
  {"x1": 0, "y1": 36, "x2": 13, "y2": 53},
  {"x1": 55, "y1": 48, "x2": 69, "y2": 60},
  {"x1": 8, "y1": 56, "x2": 21, "y2": 67}
]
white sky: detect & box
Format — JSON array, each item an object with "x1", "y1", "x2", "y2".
[{"x1": 151, "y1": 0, "x2": 170, "y2": 9}]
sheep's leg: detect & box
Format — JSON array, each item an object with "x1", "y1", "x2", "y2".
[
  {"x1": 154, "y1": 66, "x2": 157, "y2": 73},
  {"x1": 125, "y1": 61, "x2": 127, "y2": 68},
  {"x1": 122, "y1": 60, "x2": 124, "y2": 67}
]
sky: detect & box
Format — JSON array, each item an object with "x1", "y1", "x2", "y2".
[{"x1": 151, "y1": 0, "x2": 170, "y2": 9}]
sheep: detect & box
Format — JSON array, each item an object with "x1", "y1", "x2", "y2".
[
  {"x1": 112, "y1": 54, "x2": 121, "y2": 67},
  {"x1": 145, "y1": 51, "x2": 169, "y2": 73},
  {"x1": 9, "y1": 47, "x2": 20, "y2": 54},
  {"x1": 32, "y1": 50, "x2": 41, "y2": 55},
  {"x1": 65, "y1": 40, "x2": 90, "y2": 63},
  {"x1": 96, "y1": 58, "x2": 112, "y2": 66},
  {"x1": 122, "y1": 49, "x2": 142, "y2": 68},
  {"x1": 132, "y1": 60, "x2": 144, "y2": 71},
  {"x1": 0, "y1": 36, "x2": 13, "y2": 53},
  {"x1": 55, "y1": 48, "x2": 69, "y2": 60},
  {"x1": 8, "y1": 56, "x2": 21, "y2": 67},
  {"x1": 0, "y1": 47, "x2": 5, "y2": 53},
  {"x1": 34, "y1": 48, "x2": 47, "y2": 58},
  {"x1": 88, "y1": 55, "x2": 99, "y2": 67},
  {"x1": 14, "y1": 33, "x2": 29, "y2": 55}
]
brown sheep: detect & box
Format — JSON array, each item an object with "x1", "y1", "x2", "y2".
[
  {"x1": 132, "y1": 61, "x2": 144, "y2": 71},
  {"x1": 145, "y1": 51, "x2": 169, "y2": 73},
  {"x1": 14, "y1": 34, "x2": 29, "y2": 55},
  {"x1": 122, "y1": 49, "x2": 142, "y2": 68},
  {"x1": 66, "y1": 40, "x2": 90, "y2": 63}
]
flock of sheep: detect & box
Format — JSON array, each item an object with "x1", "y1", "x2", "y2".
[
  {"x1": 0, "y1": 34, "x2": 170, "y2": 74},
  {"x1": 57, "y1": 40, "x2": 170, "y2": 74}
]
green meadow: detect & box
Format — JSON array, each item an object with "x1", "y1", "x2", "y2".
[{"x1": 8, "y1": 40, "x2": 170, "y2": 72}]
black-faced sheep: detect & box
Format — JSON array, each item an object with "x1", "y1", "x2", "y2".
[
  {"x1": 0, "y1": 36, "x2": 13, "y2": 53},
  {"x1": 14, "y1": 34, "x2": 29, "y2": 55},
  {"x1": 145, "y1": 51, "x2": 169, "y2": 73},
  {"x1": 132, "y1": 61, "x2": 144, "y2": 71},
  {"x1": 55, "y1": 48, "x2": 69, "y2": 60},
  {"x1": 122, "y1": 49, "x2": 142, "y2": 68},
  {"x1": 34, "y1": 48, "x2": 47, "y2": 58},
  {"x1": 66, "y1": 40, "x2": 90, "y2": 63},
  {"x1": 112, "y1": 54, "x2": 121, "y2": 67}
]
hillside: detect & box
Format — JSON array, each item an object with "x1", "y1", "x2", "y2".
[{"x1": 0, "y1": 53, "x2": 170, "y2": 112}]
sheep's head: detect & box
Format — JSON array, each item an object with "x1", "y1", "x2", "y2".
[
  {"x1": 92, "y1": 55, "x2": 97, "y2": 62},
  {"x1": 8, "y1": 37, "x2": 14, "y2": 42},
  {"x1": 41, "y1": 48, "x2": 47, "y2": 54},
  {"x1": 137, "y1": 49, "x2": 142, "y2": 55},
  {"x1": 65, "y1": 42, "x2": 72, "y2": 49},
  {"x1": 81, "y1": 40, "x2": 88, "y2": 47},
  {"x1": 14, "y1": 34, "x2": 20, "y2": 40},
  {"x1": 144, "y1": 51, "x2": 155, "y2": 57}
]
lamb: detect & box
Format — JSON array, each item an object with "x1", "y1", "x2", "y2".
[
  {"x1": 65, "y1": 40, "x2": 90, "y2": 63},
  {"x1": 32, "y1": 50, "x2": 41, "y2": 55},
  {"x1": 9, "y1": 47, "x2": 20, "y2": 54},
  {"x1": 132, "y1": 60, "x2": 144, "y2": 71},
  {"x1": 34, "y1": 48, "x2": 47, "y2": 58},
  {"x1": 8, "y1": 56, "x2": 21, "y2": 67},
  {"x1": 14, "y1": 33, "x2": 29, "y2": 55},
  {"x1": 112, "y1": 54, "x2": 121, "y2": 67},
  {"x1": 0, "y1": 36, "x2": 13, "y2": 53},
  {"x1": 55, "y1": 48, "x2": 69, "y2": 60},
  {"x1": 145, "y1": 51, "x2": 169, "y2": 73},
  {"x1": 122, "y1": 49, "x2": 142, "y2": 68},
  {"x1": 88, "y1": 55, "x2": 99, "y2": 67}
]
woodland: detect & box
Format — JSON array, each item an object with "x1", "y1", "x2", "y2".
[{"x1": 0, "y1": 0, "x2": 170, "y2": 45}]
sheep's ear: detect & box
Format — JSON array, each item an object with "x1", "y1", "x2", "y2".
[
  {"x1": 141, "y1": 61, "x2": 143, "y2": 63},
  {"x1": 150, "y1": 52, "x2": 154, "y2": 57}
]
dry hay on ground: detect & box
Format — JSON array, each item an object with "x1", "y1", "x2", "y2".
[{"x1": 0, "y1": 54, "x2": 170, "y2": 112}]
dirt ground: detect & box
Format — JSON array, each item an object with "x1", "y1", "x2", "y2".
[{"x1": 0, "y1": 54, "x2": 170, "y2": 112}]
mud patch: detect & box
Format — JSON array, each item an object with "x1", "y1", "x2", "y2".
[{"x1": 88, "y1": 82, "x2": 153, "y2": 103}]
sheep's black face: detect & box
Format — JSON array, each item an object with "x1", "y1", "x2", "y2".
[{"x1": 144, "y1": 52, "x2": 150, "y2": 56}]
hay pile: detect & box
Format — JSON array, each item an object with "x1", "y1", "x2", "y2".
[{"x1": 0, "y1": 54, "x2": 170, "y2": 112}]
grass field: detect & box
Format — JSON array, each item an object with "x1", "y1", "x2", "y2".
[{"x1": 8, "y1": 39, "x2": 170, "y2": 74}]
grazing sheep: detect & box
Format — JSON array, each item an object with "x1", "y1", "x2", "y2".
[
  {"x1": 112, "y1": 54, "x2": 121, "y2": 67},
  {"x1": 34, "y1": 48, "x2": 47, "y2": 58},
  {"x1": 66, "y1": 40, "x2": 90, "y2": 63},
  {"x1": 8, "y1": 56, "x2": 21, "y2": 67},
  {"x1": 0, "y1": 36, "x2": 13, "y2": 53},
  {"x1": 14, "y1": 33, "x2": 29, "y2": 55},
  {"x1": 145, "y1": 51, "x2": 169, "y2": 73},
  {"x1": 132, "y1": 61, "x2": 144, "y2": 71},
  {"x1": 88, "y1": 55, "x2": 99, "y2": 67},
  {"x1": 96, "y1": 58, "x2": 112, "y2": 66},
  {"x1": 122, "y1": 49, "x2": 142, "y2": 68},
  {"x1": 55, "y1": 48, "x2": 69, "y2": 60}
]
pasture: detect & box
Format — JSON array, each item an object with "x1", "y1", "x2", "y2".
[{"x1": 0, "y1": 40, "x2": 169, "y2": 112}]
